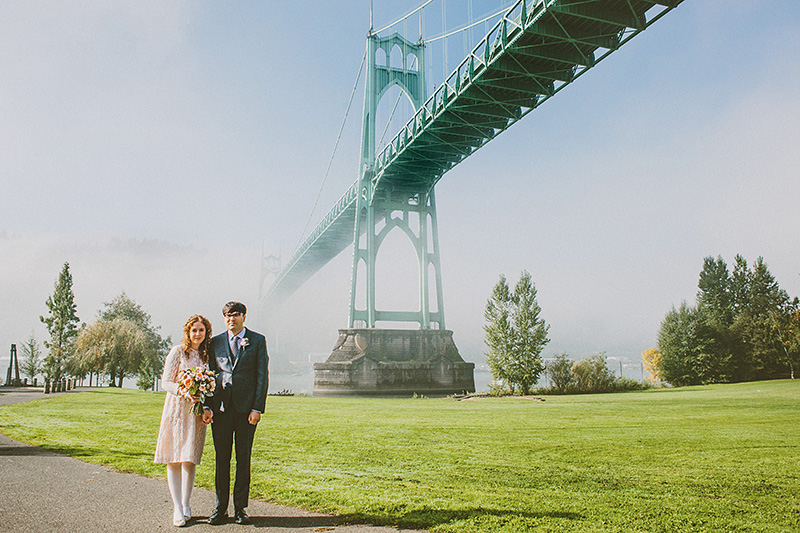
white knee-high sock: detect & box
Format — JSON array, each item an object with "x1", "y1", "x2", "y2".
[
  {"x1": 181, "y1": 462, "x2": 196, "y2": 516},
  {"x1": 166, "y1": 463, "x2": 183, "y2": 517}
]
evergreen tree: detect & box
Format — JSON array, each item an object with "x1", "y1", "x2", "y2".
[
  {"x1": 657, "y1": 302, "x2": 728, "y2": 385},
  {"x1": 730, "y1": 254, "x2": 751, "y2": 319},
  {"x1": 659, "y1": 255, "x2": 797, "y2": 385},
  {"x1": 484, "y1": 270, "x2": 550, "y2": 394},
  {"x1": 658, "y1": 302, "x2": 702, "y2": 386},
  {"x1": 697, "y1": 256, "x2": 733, "y2": 326},
  {"x1": 695, "y1": 256, "x2": 738, "y2": 378},
  {"x1": 19, "y1": 331, "x2": 42, "y2": 381},
  {"x1": 40, "y1": 262, "x2": 80, "y2": 381},
  {"x1": 731, "y1": 257, "x2": 792, "y2": 379},
  {"x1": 748, "y1": 258, "x2": 789, "y2": 315}
]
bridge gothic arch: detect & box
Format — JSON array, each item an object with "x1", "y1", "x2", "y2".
[
  {"x1": 350, "y1": 185, "x2": 445, "y2": 329},
  {"x1": 375, "y1": 47, "x2": 387, "y2": 67}
]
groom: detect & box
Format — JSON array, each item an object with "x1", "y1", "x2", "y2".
[{"x1": 202, "y1": 301, "x2": 269, "y2": 525}]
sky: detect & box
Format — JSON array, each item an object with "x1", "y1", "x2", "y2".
[{"x1": 2, "y1": 1, "x2": 799, "y2": 388}]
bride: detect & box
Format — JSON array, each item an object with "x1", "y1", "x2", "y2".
[{"x1": 154, "y1": 314, "x2": 213, "y2": 526}]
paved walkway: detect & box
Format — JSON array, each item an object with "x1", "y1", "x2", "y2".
[{"x1": 0, "y1": 388, "x2": 425, "y2": 533}]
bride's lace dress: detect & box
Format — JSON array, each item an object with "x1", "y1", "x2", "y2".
[{"x1": 154, "y1": 346, "x2": 207, "y2": 464}]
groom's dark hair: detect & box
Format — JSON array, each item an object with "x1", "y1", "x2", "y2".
[{"x1": 222, "y1": 301, "x2": 247, "y2": 315}]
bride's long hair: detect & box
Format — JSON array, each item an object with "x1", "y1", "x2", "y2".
[{"x1": 181, "y1": 314, "x2": 212, "y2": 365}]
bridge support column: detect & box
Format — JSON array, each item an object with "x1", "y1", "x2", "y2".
[
  {"x1": 349, "y1": 30, "x2": 442, "y2": 330},
  {"x1": 327, "y1": 28, "x2": 475, "y2": 396}
]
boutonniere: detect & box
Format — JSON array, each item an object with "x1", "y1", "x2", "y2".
[{"x1": 239, "y1": 338, "x2": 249, "y2": 350}]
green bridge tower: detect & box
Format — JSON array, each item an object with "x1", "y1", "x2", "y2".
[
  {"x1": 314, "y1": 28, "x2": 475, "y2": 396},
  {"x1": 350, "y1": 31, "x2": 444, "y2": 330}
]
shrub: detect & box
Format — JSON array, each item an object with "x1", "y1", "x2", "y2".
[
  {"x1": 572, "y1": 353, "x2": 617, "y2": 393},
  {"x1": 538, "y1": 352, "x2": 653, "y2": 395},
  {"x1": 546, "y1": 353, "x2": 573, "y2": 393},
  {"x1": 610, "y1": 377, "x2": 653, "y2": 392}
]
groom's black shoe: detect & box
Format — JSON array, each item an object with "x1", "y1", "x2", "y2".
[
  {"x1": 208, "y1": 510, "x2": 228, "y2": 525},
  {"x1": 234, "y1": 509, "x2": 251, "y2": 525}
]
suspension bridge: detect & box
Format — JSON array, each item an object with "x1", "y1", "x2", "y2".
[{"x1": 260, "y1": 0, "x2": 686, "y2": 395}]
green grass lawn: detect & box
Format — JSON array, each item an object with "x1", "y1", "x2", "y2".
[{"x1": 1, "y1": 381, "x2": 798, "y2": 532}]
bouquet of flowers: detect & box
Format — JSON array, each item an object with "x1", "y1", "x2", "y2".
[{"x1": 177, "y1": 367, "x2": 217, "y2": 416}]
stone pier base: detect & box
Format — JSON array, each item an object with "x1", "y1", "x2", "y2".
[{"x1": 313, "y1": 328, "x2": 475, "y2": 397}]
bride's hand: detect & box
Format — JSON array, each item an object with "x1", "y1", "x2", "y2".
[{"x1": 190, "y1": 394, "x2": 202, "y2": 403}]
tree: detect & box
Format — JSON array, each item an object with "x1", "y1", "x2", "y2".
[
  {"x1": 694, "y1": 256, "x2": 743, "y2": 379},
  {"x1": 773, "y1": 305, "x2": 800, "y2": 379},
  {"x1": 98, "y1": 292, "x2": 169, "y2": 389},
  {"x1": 74, "y1": 318, "x2": 157, "y2": 387},
  {"x1": 730, "y1": 254, "x2": 750, "y2": 319},
  {"x1": 40, "y1": 262, "x2": 80, "y2": 381},
  {"x1": 484, "y1": 270, "x2": 550, "y2": 395},
  {"x1": 484, "y1": 274, "x2": 514, "y2": 390},
  {"x1": 547, "y1": 353, "x2": 573, "y2": 392},
  {"x1": 19, "y1": 332, "x2": 42, "y2": 381},
  {"x1": 748, "y1": 257, "x2": 788, "y2": 315},
  {"x1": 657, "y1": 302, "x2": 721, "y2": 386},
  {"x1": 659, "y1": 255, "x2": 799, "y2": 385},
  {"x1": 730, "y1": 257, "x2": 793, "y2": 380},
  {"x1": 641, "y1": 348, "x2": 662, "y2": 385},
  {"x1": 697, "y1": 256, "x2": 733, "y2": 326}
]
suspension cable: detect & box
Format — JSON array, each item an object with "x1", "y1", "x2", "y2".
[
  {"x1": 375, "y1": 0, "x2": 435, "y2": 35},
  {"x1": 426, "y1": 4, "x2": 510, "y2": 43},
  {"x1": 293, "y1": 51, "x2": 367, "y2": 255},
  {"x1": 442, "y1": 0, "x2": 447, "y2": 76}
]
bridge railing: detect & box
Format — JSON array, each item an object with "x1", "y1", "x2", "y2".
[
  {"x1": 293, "y1": 179, "x2": 357, "y2": 260},
  {"x1": 265, "y1": 180, "x2": 360, "y2": 301}
]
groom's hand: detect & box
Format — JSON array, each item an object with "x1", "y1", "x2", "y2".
[
  {"x1": 202, "y1": 408, "x2": 213, "y2": 425},
  {"x1": 248, "y1": 410, "x2": 261, "y2": 425}
]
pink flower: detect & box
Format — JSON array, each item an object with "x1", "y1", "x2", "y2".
[{"x1": 174, "y1": 366, "x2": 217, "y2": 415}]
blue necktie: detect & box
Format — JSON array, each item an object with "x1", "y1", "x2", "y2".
[{"x1": 231, "y1": 336, "x2": 240, "y2": 366}]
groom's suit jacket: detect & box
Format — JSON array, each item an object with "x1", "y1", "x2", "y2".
[{"x1": 207, "y1": 328, "x2": 269, "y2": 415}]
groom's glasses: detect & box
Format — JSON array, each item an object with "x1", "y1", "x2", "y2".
[{"x1": 224, "y1": 312, "x2": 243, "y2": 318}]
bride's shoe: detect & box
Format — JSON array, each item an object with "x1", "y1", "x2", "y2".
[
  {"x1": 173, "y1": 509, "x2": 186, "y2": 527},
  {"x1": 183, "y1": 505, "x2": 192, "y2": 520}
]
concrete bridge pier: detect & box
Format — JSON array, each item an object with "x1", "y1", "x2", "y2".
[{"x1": 313, "y1": 328, "x2": 475, "y2": 397}]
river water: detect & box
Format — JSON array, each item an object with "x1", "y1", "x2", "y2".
[{"x1": 269, "y1": 370, "x2": 495, "y2": 396}]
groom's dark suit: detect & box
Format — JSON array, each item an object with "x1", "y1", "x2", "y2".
[{"x1": 207, "y1": 327, "x2": 269, "y2": 515}]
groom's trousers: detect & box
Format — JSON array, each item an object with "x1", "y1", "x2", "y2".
[{"x1": 211, "y1": 408, "x2": 257, "y2": 513}]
